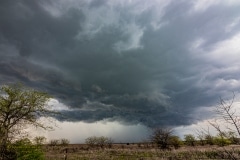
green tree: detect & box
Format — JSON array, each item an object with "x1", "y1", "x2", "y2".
[
  {"x1": 184, "y1": 134, "x2": 196, "y2": 146},
  {"x1": 169, "y1": 135, "x2": 182, "y2": 149},
  {"x1": 0, "y1": 83, "x2": 55, "y2": 159}
]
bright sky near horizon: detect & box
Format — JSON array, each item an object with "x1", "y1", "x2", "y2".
[{"x1": 1, "y1": 0, "x2": 240, "y2": 143}]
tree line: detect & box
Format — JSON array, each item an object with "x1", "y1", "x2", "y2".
[{"x1": 1, "y1": 84, "x2": 240, "y2": 159}]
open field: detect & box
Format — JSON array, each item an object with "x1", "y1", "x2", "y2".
[{"x1": 44, "y1": 144, "x2": 240, "y2": 160}]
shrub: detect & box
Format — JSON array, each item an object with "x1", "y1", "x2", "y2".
[
  {"x1": 12, "y1": 138, "x2": 45, "y2": 160},
  {"x1": 169, "y1": 136, "x2": 183, "y2": 149},
  {"x1": 85, "y1": 136, "x2": 113, "y2": 148},
  {"x1": 184, "y1": 134, "x2": 195, "y2": 146},
  {"x1": 213, "y1": 137, "x2": 231, "y2": 146},
  {"x1": 96, "y1": 136, "x2": 108, "y2": 148},
  {"x1": 106, "y1": 138, "x2": 114, "y2": 148},
  {"x1": 150, "y1": 128, "x2": 173, "y2": 149},
  {"x1": 85, "y1": 136, "x2": 97, "y2": 148},
  {"x1": 33, "y1": 136, "x2": 47, "y2": 146},
  {"x1": 49, "y1": 139, "x2": 60, "y2": 146},
  {"x1": 225, "y1": 131, "x2": 239, "y2": 144},
  {"x1": 205, "y1": 134, "x2": 214, "y2": 145},
  {"x1": 60, "y1": 138, "x2": 70, "y2": 146}
]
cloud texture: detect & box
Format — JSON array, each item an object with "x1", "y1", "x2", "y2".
[{"x1": 1, "y1": 0, "x2": 240, "y2": 127}]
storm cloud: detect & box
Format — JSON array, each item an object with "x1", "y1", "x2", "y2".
[{"x1": 1, "y1": 0, "x2": 240, "y2": 127}]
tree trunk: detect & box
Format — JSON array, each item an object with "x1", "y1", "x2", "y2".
[{"x1": 0, "y1": 130, "x2": 12, "y2": 160}]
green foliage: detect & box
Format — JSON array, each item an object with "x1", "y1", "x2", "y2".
[
  {"x1": 12, "y1": 138, "x2": 45, "y2": 160},
  {"x1": 184, "y1": 134, "x2": 195, "y2": 146},
  {"x1": 0, "y1": 83, "x2": 54, "y2": 159},
  {"x1": 213, "y1": 136, "x2": 231, "y2": 146},
  {"x1": 169, "y1": 136, "x2": 183, "y2": 149}
]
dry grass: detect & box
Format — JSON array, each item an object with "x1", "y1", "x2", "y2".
[{"x1": 43, "y1": 144, "x2": 240, "y2": 160}]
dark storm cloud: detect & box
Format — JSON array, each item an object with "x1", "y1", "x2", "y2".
[{"x1": 1, "y1": 0, "x2": 240, "y2": 127}]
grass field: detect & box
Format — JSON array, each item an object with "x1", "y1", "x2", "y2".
[{"x1": 43, "y1": 144, "x2": 240, "y2": 160}]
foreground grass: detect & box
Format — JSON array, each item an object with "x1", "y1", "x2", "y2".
[{"x1": 44, "y1": 144, "x2": 240, "y2": 160}]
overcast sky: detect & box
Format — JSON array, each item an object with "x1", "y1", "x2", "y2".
[{"x1": 1, "y1": 0, "x2": 240, "y2": 142}]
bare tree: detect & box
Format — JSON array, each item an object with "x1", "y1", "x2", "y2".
[
  {"x1": 206, "y1": 92, "x2": 240, "y2": 159},
  {"x1": 0, "y1": 84, "x2": 55, "y2": 159},
  {"x1": 207, "y1": 92, "x2": 240, "y2": 144},
  {"x1": 196, "y1": 126, "x2": 215, "y2": 145},
  {"x1": 195, "y1": 129, "x2": 206, "y2": 145},
  {"x1": 215, "y1": 92, "x2": 240, "y2": 136},
  {"x1": 85, "y1": 136, "x2": 113, "y2": 149},
  {"x1": 60, "y1": 138, "x2": 70, "y2": 146},
  {"x1": 49, "y1": 139, "x2": 60, "y2": 146},
  {"x1": 150, "y1": 127, "x2": 173, "y2": 149},
  {"x1": 33, "y1": 136, "x2": 47, "y2": 146}
]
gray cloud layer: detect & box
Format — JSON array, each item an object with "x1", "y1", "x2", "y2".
[{"x1": 1, "y1": 0, "x2": 240, "y2": 127}]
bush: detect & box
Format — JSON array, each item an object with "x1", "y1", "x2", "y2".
[
  {"x1": 60, "y1": 138, "x2": 70, "y2": 146},
  {"x1": 169, "y1": 136, "x2": 183, "y2": 149},
  {"x1": 85, "y1": 136, "x2": 113, "y2": 148},
  {"x1": 97, "y1": 136, "x2": 110, "y2": 148},
  {"x1": 33, "y1": 136, "x2": 47, "y2": 146},
  {"x1": 213, "y1": 137, "x2": 231, "y2": 146},
  {"x1": 49, "y1": 139, "x2": 60, "y2": 146},
  {"x1": 205, "y1": 134, "x2": 214, "y2": 145},
  {"x1": 12, "y1": 138, "x2": 45, "y2": 160},
  {"x1": 106, "y1": 138, "x2": 114, "y2": 148},
  {"x1": 184, "y1": 134, "x2": 195, "y2": 146},
  {"x1": 48, "y1": 138, "x2": 70, "y2": 147},
  {"x1": 150, "y1": 128, "x2": 173, "y2": 149},
  {"x1": 85, "y1": 136, "x2": 97, "y2": 148},
  {"x1": 225, "y1": 131, "x2": 239, "y2": 144}
]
